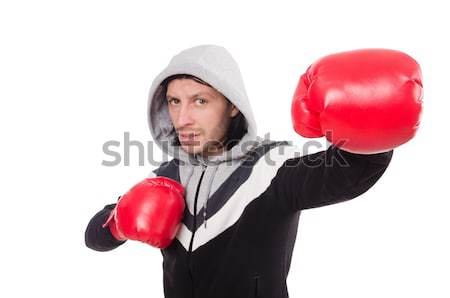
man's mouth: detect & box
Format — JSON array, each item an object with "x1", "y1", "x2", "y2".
[{"x1": 178, "y1": 132, "x2": 201, "y2": 143}]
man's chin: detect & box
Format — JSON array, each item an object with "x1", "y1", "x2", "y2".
[{"x1": 180, "y1": 145, "x2": 203, "y2": 155}]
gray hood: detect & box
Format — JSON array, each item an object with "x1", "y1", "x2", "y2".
[{"x1": 147, "y1": 44, "x2": 261, "y2": 165}]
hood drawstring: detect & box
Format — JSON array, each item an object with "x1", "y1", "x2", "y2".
[
  {"x1": 184, "y1": 165, "x2": 195, "y2": 187},
  {"x1": 203, "y1": 164, "x2": 219, "y2": 229}
]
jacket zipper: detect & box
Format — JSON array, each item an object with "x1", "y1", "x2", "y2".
[
  {"x1": 253, "y1": 275, "x2": 260, "y2": 298},
  {"x1": 187, "y1": 164, "x2": 207, "y2": 298}
]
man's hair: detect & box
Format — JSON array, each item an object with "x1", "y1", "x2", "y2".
[{"x1": 160, "y1": 74, "x2": 247, "y2": 151}]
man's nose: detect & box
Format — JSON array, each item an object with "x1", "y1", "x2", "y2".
[{"x1": 177, "y1": 105, "x2": 194, "y2": 127}]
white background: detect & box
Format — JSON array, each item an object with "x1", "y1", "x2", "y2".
[{"x1": 1, "y1": 0, "x2": 448, "y2": 297}]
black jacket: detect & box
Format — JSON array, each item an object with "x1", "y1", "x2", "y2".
[{"x1": 85, "y1": 142, "x2": 393, "y2": 298}]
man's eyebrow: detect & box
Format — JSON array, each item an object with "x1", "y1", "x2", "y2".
[{"x1": 166, "y1": 92, "x2": 212, "y2": 99}]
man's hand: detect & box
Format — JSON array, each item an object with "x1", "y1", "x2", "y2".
[
  {"x1": 291, "y1": 48, "x2": 423, "y2": 154},
  {"x1": 102, "y1": 177, "x2": 185, "y2": 249}
]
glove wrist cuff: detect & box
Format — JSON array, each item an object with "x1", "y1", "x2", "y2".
[{"x1": 102, "y1": 209, "x2": 126, "y2": 241}]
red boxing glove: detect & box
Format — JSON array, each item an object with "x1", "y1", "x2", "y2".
[
  {"x1": 291, "y1": 49, "x2": 423, "y2": 154},
  {"x1": 102, "y1": 177, "x2": 185, "y2": 249}
]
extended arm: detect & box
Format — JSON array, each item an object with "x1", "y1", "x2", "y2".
[
  {"x1": 273, "y1": 145, "x2": 393, "y2": 212},
  {"x1": 274, "y1": 49, "x2": 421, "y2": 212}
]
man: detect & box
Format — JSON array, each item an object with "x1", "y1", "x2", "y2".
[{"x1": 85, "y1": 45, "x2": 421, "y2": 298}]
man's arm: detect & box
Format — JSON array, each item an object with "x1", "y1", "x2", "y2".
[
  {"x1": 274, "y1": 49, "x2": 420, "y2": 212},
  {"x1": 84, "y1": 203, "x2": 127, "y2": 252},
  {"x1": 272, "y1": 145, "x2": 393, "y2": 212}
]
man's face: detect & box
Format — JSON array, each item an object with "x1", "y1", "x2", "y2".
[{"x1": 166, "y1": 78, "x2": 239, "y2": 156}]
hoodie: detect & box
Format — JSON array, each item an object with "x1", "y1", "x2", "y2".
[
  {"x1": 85, "y1": 44, "x2": 394, "y2": 298},
  {"x1": 147, "y1": 44, "x2": 265, "y2": 231}
]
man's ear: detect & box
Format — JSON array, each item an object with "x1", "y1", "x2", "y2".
[{"x1": 229, "y1": 104, "x2": 240, "y2": 117}]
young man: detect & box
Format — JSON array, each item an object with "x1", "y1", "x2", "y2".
[{"x1": 85, "y1": 45, "x2": 421, "y2": 298}]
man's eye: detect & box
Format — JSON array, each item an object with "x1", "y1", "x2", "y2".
[
  {"x1": 196, "y1": 98, "x2": 207, "y2": 104},
  {"x1": 168, "y1": 98, "x2": 180, "y2": 105}
]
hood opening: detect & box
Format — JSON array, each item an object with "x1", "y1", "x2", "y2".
[{"x1": 159, "y1": 73, "x2": 248, "y2": 153}]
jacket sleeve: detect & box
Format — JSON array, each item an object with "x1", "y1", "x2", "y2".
[
  {"x1": 272, "y1": 144, "x2": 393, "y2": 212},
  {"x1": 84, "y1": 202, "x2": 127, "y2": 252}
]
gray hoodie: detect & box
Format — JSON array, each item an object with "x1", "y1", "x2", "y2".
[{"x1": 147, "y1": 44, "x2": 267, "y2": 230}]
